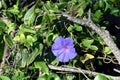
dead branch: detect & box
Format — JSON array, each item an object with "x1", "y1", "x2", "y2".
[
  {"x1": 48, "y1": 64, "x2": 120, "y2": 80},
  {"x1": 61, "y1": 12, "x2": 120, "y2": 65}
]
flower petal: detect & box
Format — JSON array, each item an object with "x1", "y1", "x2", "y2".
[
  {"x1": 67, "y1": 48, "x2": 77, "y2": 59},
  {"x1": 64, "y1": 38, "x2": 74, "y2": 47},
  {"x1": 58, "y1": 51, "x2": 69, "y2": 62},
  {"x1": 52, "y1": 49, "x2": 64, "y2": 57},
  {"x1": 54, "y1": 36, "x2": 63, "y2": 44},
  {"x1": 52, "y1": 43, "x2": 62, "y2": 51},
  {"x1": 51, "y1": 36, "x2": 64, "y2": 56}
]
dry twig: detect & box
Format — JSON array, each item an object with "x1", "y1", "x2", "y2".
[{"x1": 48, "y1": 65, "x2": 120, "y2": 80}]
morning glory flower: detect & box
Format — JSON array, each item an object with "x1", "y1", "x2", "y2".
[{"x1": 51, "y1": 36, "x2": 77, "y2": 62}]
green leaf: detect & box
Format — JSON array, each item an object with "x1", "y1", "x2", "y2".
[
  {"x1": 12, "y1": 70, "x2": 26, "y2": 80},
  {"x1": 82, "y1": 39, "x2": 94, "y2": 47},
  {"x1": 98, "y1": 60, "x2": 103, "y2": 66},
  {"x1": 67, "y1": 26, "x2": 73, "y2": 32},
  {"x1": 110, "y1": 8, "x2": 119, "y2": 15},
  {"x1": 95, "y1": 10, "x2": 103, "y2": 18},
  {"x1": 26, "y1": 35, "x2": 37, "y2": 46},
  {"x1": 0, "y1": 19, "x2": 7, "y2": 33},
  {"x1": 105, "y1": 2, "x2": 111, "y2": 11},
  {"x1": 15, "y1": 52, "x2": 22, "y2": 67},
  {"x1": 108, "y1": 77, "x2": 114, "y2": 80},
  {"x1": 103, "y1": 47, "x2": 112, "y2": 54},
  {"x1": 19, "y1": 26, "x2": 36, "y2": 34},
  {"x1": 85, "y1": 54, "x2": 94, "y2": 59},
  {"x1": 0, "y1": 1, "x2": 2, "y2": 9},
  {"x1": 19, "y1": 33, "x2": 25, "y2": 43},
  {"x1": 46, "y1": 33, "x2": 54, "y2": 46},
  {"x1": 8, "y1": 4, "x2": 19, "y2": 15},
  {"x1": 21, "y1": 49, "x2": 28, "y2": 67},
  {"x1": 34, "y1": 61, "x2": 49, "y2": 74},
  {"x1": 93, "y1": 2, "x2": 99, "y2": 10},
  {"x1": 42, "y1": 1, "x2": 59, "y2": 12},
  {"x1": 47, "y1": 73, "x2": 61, "y2": 80},
  {"x1": 43, "y1": 1, "x2": 51, "y2": 11},
  {"x1": 99, "y1": 0, "x2": 105, "y2": 8},
  {"x1": 74, "y1": 24, "x2": 82, "y2": 31},
  {"x1": 27, "y1": 48, "x2": 39, "y2": 66},
  {"x1": 24, "y1": 5, "x2": 36, "y2": 25},
  {"x1": 0, "y1": 0, "x2": 7, "y2": 9},
  {"x1": 37, "y1": 75, "x2": 47, "y2": 80},
  {"x1": 3, "y1": 34, "x2": 14, "y2": 48},
  {"x1": 37, "y1": 73, "x2": 60, "y2": 80},
  {"x1": 0, "y1": 75, "x2": 10, "y2": 80},
  {"x1": 13, "y1": 36, "x2": 20, "y2": 42},
  {"x1": 42, "y1": 13, "x2": 56, "y2": 24},
  {"x1": 76, "y1": 7, "x2": 84, "y2": 17},
  {"x1": 66, "y1": 74, "x2": 75, "y2": 80},
  {"x1": 93, "y1": 10, "x2": 103, "y2": 23},
  {"x1": 39, "y1": 43, "x2": 43, "y2": 56},
  {"x1": 90, "y1": 45, "x2": 98, "y2": 51},
  {"x1": 7, "y1": 21, "x2": 15, "y2": 34},
  {"x1": 97, "y1": 36, "x2": 104, "y2": 45},
  {"x1": 52, "y1": 34, "x2": 59, "y2": 41},
  {"x1": 94, "y1": 74, "x2": 108, "y2": 80},
  {"x1": 51, "y1": 58, "x2": 59, "y2": 65}
]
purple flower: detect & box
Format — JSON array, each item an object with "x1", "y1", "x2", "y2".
[{"x1": 51, "y1": 36, "x2": 77, "y2": 62}]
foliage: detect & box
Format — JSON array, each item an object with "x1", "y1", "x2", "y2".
[{"x1": 0, "y1": 0, "x2": 120, "y2": 79}]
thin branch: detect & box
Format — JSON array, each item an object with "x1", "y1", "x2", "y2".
[
  {"x1": 61, "y1": 12, "x2": 120, "y2": 65},
  {"x1": 48, "y1": 65, "x2": 120, "y2": 80},
  {"x1": 114, "y1": 68, "x2": 120, "y2": 74}
]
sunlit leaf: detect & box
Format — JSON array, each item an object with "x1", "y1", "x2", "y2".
[
  {"x1": 94, "y1": 74, "x2": 108, "y2": 80},
  {"x1": 76, "y1": 7, "x2": 84, "y2": 17},
  {"x1": 93, "y1": 10, "x2": 103, "y2": 23},
  {"x1": 47, "y1": 73, "x2": 61, "y2": 80},
  {"x1": 103, "y1": 46, "x2": 112, "y2": 54},
  {"x1": 19, "y1": 33, "x2": 25, "y2": 43},
  {"x1": 27, "y1": 48, "x2": 39, "y2": 66},
  {"x1": 37, "y1": 75, "x2": 47, "y2": 80},
  {"x1": 68, "y1": 26, "x2": 73, "y2": 32},
  {"x1": 74, "y1": 24, "x2": 82, "y2": 31},
  {"x1": 51, "y1": 58, "x2": 59, "y2": 65},
  {"x1": 99, "y1": 0, "x2": 105, "y2": 8},
  {"x1": 0, "y1": 19, "x2": 7, "y2": 33},
  {"x1": 13, "y1": 36, "x2": 20, "y2": 42},
  {"x1": 26, "y1": 35, "x2": 37, "y2": 46},
  {"x1": 90, "y1": 45, "x2": 98, "y2": 51},
  {"x1": 7, "y1": 21, "x2": 15, "y2": 34},
  {"x1": 7, "y1": 1, "x2": 19, "y2": 15},
  {"x1": 39, "y1": 43, "x2": 43, "y2": 56},
  {"x1": 11, "y1": 70, "x2": 28, "y2": 80},
  {"x1": 34, "y1": 61, "x2": 49, "y2": 74},
  {"x1": 82, "y1": 39, "x2": 94, "y2": 47},
  {"x1": 24, "y1": 5, "x2": 36, "y2": 25},
  {"x1": 21, "y1": 49, "x2": 28, "y2": 67},
  {"x1": 46, "y1": 33, "x2": 54, "y2": 46},
  {"x1": 0, "y1": 75, "x2": 10, "y2": 80},
  {"x1": 19, "y1": 26, "x2": 36, "y2": 34},
  {"x1": 85, "y1": 53, "x2": 94, "y2": 59}
]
